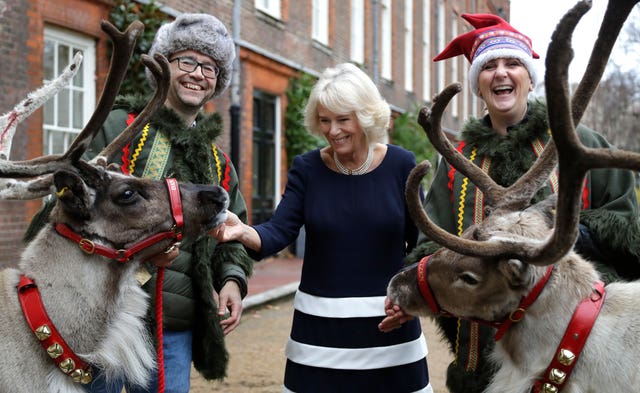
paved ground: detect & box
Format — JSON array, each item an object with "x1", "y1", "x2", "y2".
[{"x1": 189, "y1": 256, "x2": 454, "y2": 392}]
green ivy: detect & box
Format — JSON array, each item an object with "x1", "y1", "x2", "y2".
[
  {"x1": 391, "y1": 103, "x2": 438, "y2": 187},
  {"x1": 284, "y1": 72, "x2": 326, "y2": 167},
  {"x1": 109, "y1": 0, "x2": 169, "y2": 96}
]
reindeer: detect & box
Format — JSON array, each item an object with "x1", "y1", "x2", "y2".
[
  {"x1": 387, "y1": 1, "x2": 640, "y2": 392},
  {"x1": 0, "y1": 21, "x2": 229, "y2": 392}
]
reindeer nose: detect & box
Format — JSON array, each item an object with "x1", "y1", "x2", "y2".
[{"x1": 199, "y1": 186, "x2": 229, "y2": 211}]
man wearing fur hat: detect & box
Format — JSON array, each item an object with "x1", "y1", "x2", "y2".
[
  {"x1": 382, "y1": 13, "x2": 640, "y2": 393},
  {"x1": 85, "y1": 13, "x2": 252, "y2": 393}
]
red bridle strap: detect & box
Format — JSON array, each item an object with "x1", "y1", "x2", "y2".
[
  {"x1": 54, "y1": 178, "x2": 184, "y2": 263},
  {"x1": 532, "y1": 281, "x2": 606, "y2": 393},
  {"x1": 493, "y1": 265, "x2": 554, "y2": 340},
  {"x1": 416, "y1": 255, "x2": 554, "y2": 341},
  {"x1": 417, "y1": 255, "x2": 442, "y2": 315},
  {"x1": 17, "y1": 275, "x2": 93, "y2": 384}
]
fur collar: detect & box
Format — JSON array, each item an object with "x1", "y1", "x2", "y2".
[
  {"x1": 114, "y1": 95, "x2": 223, "y2": 185},
  {"x1": 460, "y1": 99, "x2": 550, "y2": 189}
]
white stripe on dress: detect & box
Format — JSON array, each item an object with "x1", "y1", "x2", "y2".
[
  {"x1": 293, "y1": 289, "x2": 387, "y2": 318},
  {"x1": 282, "y1": 382, "x2": 434, "y2": 393},
  {"x1": 285, "y1": 334, "x2": 428, "y2": 370}
]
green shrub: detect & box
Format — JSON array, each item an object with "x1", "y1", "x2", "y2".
[
  {"x1": 284, "y1": 73, "x2": 326, "y2": 167},
  {"x1": 109, "y1": 0, "x2": 169, "y2": 96}
]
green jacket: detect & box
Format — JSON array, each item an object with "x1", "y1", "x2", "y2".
[
  {"x1": 86, "y1": 95, "x2": 253, "y2": 380},
  {"x1": 409, "y1": 99, "x2": 640, "y2": 393},
  {"x1": 415, "y1": 99, "x2": 640, "y2": 277}
]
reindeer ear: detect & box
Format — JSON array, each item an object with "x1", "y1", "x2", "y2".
[
  {"x1": 53, "y1": 170, "x2": 92, "y2": 219},
  {"x1": 498, "y1": 259, "x2": 531, "y2": 288},
  {"x1": 526, "y1": 194, "x2": 557, "y2": 228}
]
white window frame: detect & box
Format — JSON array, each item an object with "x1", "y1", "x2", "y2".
[
  {"x1": 255, "y1": 0, "x2": 281, "y2": 19},
  {"x1": 312, "y1": 0, "x2": 329, "y2": 45},
  {"x1": 451, "y1": 15, "x2": 458, "y2": 118},
  {"x1": 381, "y1": 0, "x2": 392, "y2": 80},
  {"x1": 43, "y1": 26, "x2": 95, "y2": 156},
  {"x1": 404, "y1": 0, "x2": 414, "y2": 92},
  {"x1": 350, "y1": 0, "x2": 365, "y2": 63},
  {"x1": 436, "y1": 0, "x2": 445, "y2": 93},
  {"x1": 422, "y1": 0, "x2": 431, "y2": 101}
]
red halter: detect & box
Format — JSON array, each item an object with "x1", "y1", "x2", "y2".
[
  {"x1": 18, "y1": 178, "x2": 184, "y2": 385},
  {"x1": 416, "y1": 255, "x2": 554, "y2": 340},
  {"x1": 55, "y1": 178, "x2": 184, "y2": 262}
]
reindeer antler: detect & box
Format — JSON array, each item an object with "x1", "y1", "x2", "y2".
[
  {"x1": 408, "y1": 0, "x2": 640, "y2": 264},
  {"x1": 90, "y1": 53, "x2": 171, "y2": 167},
  {"x1": 0, "y1": 53, "x2": 83, "y2": 161},
  {"x1": 0, "y1": 20, "x2": 143, "y2": 180},
  {"x1": 0, "y1": 20, "x2": 171, "y2": 200}
]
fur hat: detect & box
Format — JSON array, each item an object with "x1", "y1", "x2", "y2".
[
  {"x1": 433, "y1": 13, "x2": 539, "y2": 96},
  {"x1": 147, "y1": 13, "x2": 235, "y2": 97}
]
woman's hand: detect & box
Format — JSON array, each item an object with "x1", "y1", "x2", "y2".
[
  {"x1": 209, "y1": 211, "x2": 243, "y2": 242},
  {"x1": 378, "y1": 297, "x2": 414, "y2": 333}
]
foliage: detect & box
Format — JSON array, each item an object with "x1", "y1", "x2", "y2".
[
  {"x1": 109, "y1": 0, "x2": 170, "y2": 96},
  {"x1": 284, "y1": 72, "x2": 326, "y2": 167},
  {"x1": 391, "y1": 103, "x2": 438, "y2": 187}
]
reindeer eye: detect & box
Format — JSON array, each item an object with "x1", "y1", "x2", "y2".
[
  {"x1": 116, "y1": 189, "x2": 138, "y2": 204},
  {"x1": 459, "y1": 273, "x2": 479, "y2": 285}
]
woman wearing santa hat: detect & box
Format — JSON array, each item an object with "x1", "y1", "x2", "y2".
[{"x1": 381, "y1": 13, "x2": 640, "y2": 393}]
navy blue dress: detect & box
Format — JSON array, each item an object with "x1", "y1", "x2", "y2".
[{"x1": 253, "y1": 145, "x2": 432, "y2": 393}]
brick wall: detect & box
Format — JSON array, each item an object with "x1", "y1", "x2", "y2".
[{"x1": 0, "y1": 0, "x2": 110, "y2": 266}]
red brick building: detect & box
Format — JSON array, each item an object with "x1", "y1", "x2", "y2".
[{"x1": 0, "y1": 0, "x2": 509, "y2": 264}]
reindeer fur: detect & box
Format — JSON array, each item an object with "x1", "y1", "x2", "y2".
[
  {"x1": 388, "y1": 199, "x2": 640, "y2": 393},
  {"x1": 0, "y1": 169, "x2": 229, "y2": 392}
]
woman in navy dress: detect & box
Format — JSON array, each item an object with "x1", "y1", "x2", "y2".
[{"x1": 212, "y1": 63, "x2": 432, "y2": 393}]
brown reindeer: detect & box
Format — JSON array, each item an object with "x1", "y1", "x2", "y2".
[
  {"x1": 387, "y1": 1, "x2": 640, "y2": 392},
  {"x1": 0, "y1": 21, "x2": 229, "y2": 392}
]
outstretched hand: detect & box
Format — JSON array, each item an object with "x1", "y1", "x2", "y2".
[
  {"x1": 378, "y1": 297, "x2": 414, "y2": 333},
  {"x1": 209, "y1": 211, "x2": 243, "y2": 243}
]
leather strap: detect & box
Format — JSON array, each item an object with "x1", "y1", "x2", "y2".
[
  {"x1": 416, "y1": 255, "x2": 554, "y2": 341},
  {"x1": 532, "y1": 281, "x2": 605, "y2": 393},
  {"x1": 493, "y1": 265, "x2": 554, "y2": 340},
  {"x1": 18, "y1": 275, "x2": 93, "y2": 384},
  {"x1": 54, "y1": 178, "x2": 184, "y2": 263},
  {"x1": 417, "y1": 255, "x2": 442, "y2": 315}
]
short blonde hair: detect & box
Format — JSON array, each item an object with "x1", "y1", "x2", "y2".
[{"x1": 304, "y1": 63, "x2": 390, "y2": 144}]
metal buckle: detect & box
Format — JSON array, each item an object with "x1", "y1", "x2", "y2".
[
  {"x1": 78, "y1": 239, "x2": 95, "y2": 254},
  {"x1": 509, "y1": 307, "x2": 526, "y2": 322}
]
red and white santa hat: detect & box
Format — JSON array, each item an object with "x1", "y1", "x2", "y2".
[{"x1": 434, "y1": 13, "x2": 540, "y2": 96}]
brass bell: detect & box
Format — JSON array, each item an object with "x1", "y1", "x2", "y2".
[
  {"x1": 46, "y1": 343, "x2": 63, "y2": 358},
  {"x1": 70, "y1": 368, "x2": 93, "y2": 384},
  {"x1": 80, "y1": 368, "x2": 93, "y2": 384},
  {"x1": 59, "y1": 358, "x2": 75, "y2": 374},
  {"x1": 549, "y1": 368, "x2": 566, "y2": 384},
  {"x1": 35, "y1": 325, "x2": 51, "y2": 341},
  {"x1": 541, "y1": 382, "x2": 558, "y2": 393},
  {"x1": 70, "y1": 369, "x2": 83, "y2": 383},
  {"x1": 557, "y1": 349, "x2": 576, "y2": 366}
]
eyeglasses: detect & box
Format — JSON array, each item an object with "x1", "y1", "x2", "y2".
[{"x1": 170, "y1": 57, "x2": 220, "y2": 79}]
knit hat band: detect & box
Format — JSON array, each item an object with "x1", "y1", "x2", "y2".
[
  {"x1": 471, "y1": 30, "x2": 535, "y2": 62},
  {"x1": 433, "y1": 13, "x2": 540, "y2": 96}
]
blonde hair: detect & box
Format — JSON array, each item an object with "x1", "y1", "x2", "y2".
[{"x1": 304, "y1": 63, "x2": 390, "y2": 143}]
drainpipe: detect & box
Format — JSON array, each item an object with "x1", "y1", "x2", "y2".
[
  {"x1": 230, "y1": 0, "x2": 242, "y2": 167},
  {"x1": 372, "y1": 0, "x2": 380, "y2": 84}
]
